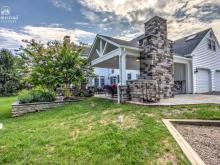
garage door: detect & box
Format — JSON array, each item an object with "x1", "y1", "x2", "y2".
[
  {"x1": 196, "y1": 69, "x2": 211, "y2": 93},
  {"x1": 215, "y1": 71, "x2": 220, "y2": 91}
]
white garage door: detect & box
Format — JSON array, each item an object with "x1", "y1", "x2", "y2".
[
  {"x1": 196, "y1": 69, "x2": 211, "y2": 93},
  {"x1": 215, "y1": 71, "x2": 220, "y2": 91}
]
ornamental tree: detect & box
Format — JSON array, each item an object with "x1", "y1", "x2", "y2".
[{"x1": 21, "y1": 37, "x2": 93, "y2": 97}]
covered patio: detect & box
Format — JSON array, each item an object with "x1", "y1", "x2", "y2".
[{"x1": 89, "y1": 35, "x2": 142, "y2": 86}]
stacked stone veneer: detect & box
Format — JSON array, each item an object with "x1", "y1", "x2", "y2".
[
  {"x1": 120, "y1": 16, "x2": 174, "y2": 103},
  {"x1": 128, "y1": 80, "x2": 160, "y2": 102},
  {"x1": 139, "y1": 16, "x2": 174, "y2": 98},
  {"x1": 119, "y1": 85, "x2": 130, "y2": 102},
  {"x1": 12, "y1": 100, "x2": 80, "y2": 117}
]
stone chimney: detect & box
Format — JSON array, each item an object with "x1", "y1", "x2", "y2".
[
  {"x1": 139, "y1": 16, "x2": 174, "y2": 98},
  {"x1": 64, "y1": 35, "x2": 71, "y2": 44}
]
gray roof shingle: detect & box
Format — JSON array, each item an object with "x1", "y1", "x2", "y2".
[
  {"x1": 98, "y1": 35, "x2": 140, "y2": 48},
  {"x1": 173, "y1": 28, "x2": 211, "y2": 56}
]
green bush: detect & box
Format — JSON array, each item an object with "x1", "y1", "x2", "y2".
[
  {"x1": 18, "y1": 86, "x2": 55, "y2": 104},
  {"x1": 18, "y1": 90, "x2": 34, "y2": 103}
]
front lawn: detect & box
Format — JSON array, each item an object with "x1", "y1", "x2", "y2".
[{"x1": 1, "y1": 97, "x2": 220, "y2": 164}]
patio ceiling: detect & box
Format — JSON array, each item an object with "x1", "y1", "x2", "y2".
[{"x1": 92, "y1": 55, "x2": 140, "y2": 70}]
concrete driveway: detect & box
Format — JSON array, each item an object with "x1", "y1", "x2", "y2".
[{"x1": 128, "y1": 94, "x2": 220, "y2": 106}]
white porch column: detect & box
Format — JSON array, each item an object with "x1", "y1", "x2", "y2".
[
  {"x1": 119, "y1": 49, "x2": 127, "y2": 85},
  {"x1": 98, "y1": 76, "x2": 101, "y2": 88}
]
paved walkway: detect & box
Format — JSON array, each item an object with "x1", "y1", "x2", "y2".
[
  {"x1": 95, "y1": 94, "x2": 220, "y2": 105},
  {"x1": 128, "y1": 94, "x2": 220, "y2": 106}
]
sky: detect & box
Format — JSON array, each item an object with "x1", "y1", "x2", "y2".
[{"x1": 0, "y1": 0, "x2": 220, "y2": 50}]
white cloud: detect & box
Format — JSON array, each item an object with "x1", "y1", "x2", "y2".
[
  {"x1": 78, "y1": 0, "x2": 220, "y2": 41},
  {"x1": 81, "y1": 9, "x2": 100, "y2": 23},
  {"x1": 0, "y1": 26, "x2": 95, "y2": 49},
  {"x1": 51, "y1": 0, "x2": 72, "y2": 11},
  {"x1": 47, "y1": 23, "x2": 63, "y2": 27}
]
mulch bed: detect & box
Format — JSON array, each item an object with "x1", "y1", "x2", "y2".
[{"x1": 174, "y1": 123, "x2": 220, "y2": 165}]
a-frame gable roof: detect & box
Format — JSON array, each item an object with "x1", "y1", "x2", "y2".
[
  {"x1": 88, "y1": 35, "x2": 120, "y2": 61},
  {"x1": 98, "y1": 35, "x2": 140, "y2": 48},
  {"x1": 88, "y1": 34, "x2": 144, "y2": 61}
]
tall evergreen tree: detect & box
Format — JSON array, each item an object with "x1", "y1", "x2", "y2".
[{"x1": 0, "y1": 49, "x2": 20, "y2": 96}]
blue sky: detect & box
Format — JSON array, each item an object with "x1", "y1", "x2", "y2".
[{"x1": 0, "y1": 0, "x2": 220, "y2": 49}]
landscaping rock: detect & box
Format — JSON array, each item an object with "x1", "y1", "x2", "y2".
[{"x1": 174, "y1": 124, "x2": 220, "y2": 165}]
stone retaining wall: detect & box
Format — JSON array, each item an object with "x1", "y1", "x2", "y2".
[{"x1": 12, "y1": 100, "x2": 81, "y2": 117}]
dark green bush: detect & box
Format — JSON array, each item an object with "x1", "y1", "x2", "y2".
[{"x1": 18, "y1": 86, "x2": 55, "y2": 104}]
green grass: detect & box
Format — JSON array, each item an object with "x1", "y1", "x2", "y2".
[
  {"x1": 0, "y1": 96, "x2": 17, "y2": 120},
  {"x1": 1, "y1": 97, "x2": 220, "y2": 164}
]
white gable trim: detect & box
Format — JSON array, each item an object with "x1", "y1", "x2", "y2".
[
  {"x1": 98, "y1": 35, "x2": 120, "y2": 47},
  {"x1": 98, "y1": 35, "x2": 144, "y2": 51},
  {"x1": 91, "y1": 48, "x2": 120, "y2": 66},
  {"x1": 89, "y1": 35, "x2": 143, "y2": 61}
]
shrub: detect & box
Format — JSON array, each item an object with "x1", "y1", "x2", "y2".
[
  {"x1": 18, "y1": 86, "x2": 55, "y2": 104},
  {"x1": 18, "y1": 90, "x2": 34, "y2": 104}
]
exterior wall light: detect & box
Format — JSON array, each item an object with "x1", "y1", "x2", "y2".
[{"x1": 194, "y1": 68, "x2": 198, "y2": 73}]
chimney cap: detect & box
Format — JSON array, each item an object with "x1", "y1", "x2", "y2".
[
  {"x1": 144, "y1": 16, "x2": 167, "y2": 25},
  {"x1": 64, "y1": 35, "x2": 70, "y2": 39}
]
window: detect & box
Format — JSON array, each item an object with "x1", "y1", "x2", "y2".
[
  {"x1": 110, "y1": 76, "x2": 117, "y2": 84},
  {"x1": 136, "y1": 74, "x2": 140, "y2": 79},
  {"x1": 210, "y1": 32, "x2": 213, "y2": 38},
  {"x1": 127, "y1": 73, "x2": 132, "y2": 80},
  {"x1": 94, "y1": 77, "x2": 99, "y2": 87},
  {"x1": 113, "y1": 77, "x2": 117, "y2": 84},
  {"x1": 186, "y1": 34, "x2": 197, "y2": 41},
  {"x1": 110, "y1": 77, "x2": 113, "y2": 84},
  {"x1": 100, "y1": 76, "x2": 105, "y2": 87},
  {"x1": 208, "y1": 39, "x2": 216, "y2": 51},
  {"x1": 212, "y1": 40, "x2": 216, "y2": 51},
  {"x1": 117, "y1": 75, "x2": 120, "y2": 83},
  {"x1": 208, "y1": 39, "x2": 212, "y2": 49}
]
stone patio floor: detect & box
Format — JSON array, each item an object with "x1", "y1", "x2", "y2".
[{"x1": 95, "y1": 94, "x2": 220, "y2": 106}]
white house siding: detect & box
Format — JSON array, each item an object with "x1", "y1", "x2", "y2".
[
  {"x1": 192, "y1": 30, "x2": 220, "y2": 93},
  {"x1": 89, "y1": 68, "x2": 110, "y2": 87},
  {"x1": 108, "y1": 69, "x2": 140, "y2": 82},
  {"x1": 90, "y1": 67, "x2": 140, "y2": 87}
]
